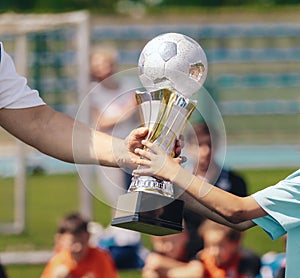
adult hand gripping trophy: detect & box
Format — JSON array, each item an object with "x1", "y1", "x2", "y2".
[{"x1": 111, "y1": 32, "x2": 208, "y2": 235}]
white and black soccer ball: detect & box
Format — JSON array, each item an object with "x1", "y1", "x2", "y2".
[{"x1": 138, "y1": 32, "x2": 208, "y2": 98}]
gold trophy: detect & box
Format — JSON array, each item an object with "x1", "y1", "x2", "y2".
[{"x1": 111, "y1": 33, "x2": 207, "y2": 235}]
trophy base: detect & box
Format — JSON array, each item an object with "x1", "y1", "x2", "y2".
[{"x1": 111, "y1": 191, "x2": 184, "y2": 236}]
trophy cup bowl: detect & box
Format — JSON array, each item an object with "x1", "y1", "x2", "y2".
[{"x1": 111, "y1": 33, "x2": 207, "y2": 235}]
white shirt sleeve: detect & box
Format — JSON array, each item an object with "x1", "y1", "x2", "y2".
[{"x1": 0, "y1": 42, "x2": 45, "y2": 109}]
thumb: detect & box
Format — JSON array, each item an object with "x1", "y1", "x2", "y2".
[
  {"x1": 174, "y1": 157, "x2": 182, "y2": 164},
  {"x1": 133, "y1": 127, "x2": 149, "y2": 138}
]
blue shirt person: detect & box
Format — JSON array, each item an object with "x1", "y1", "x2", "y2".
[
  {"x1": 253, "y1": 170, "x2": 300, "y2": 278},
  {"x1": 131, "y1": 139, "x2": 300, "y2": 278}
]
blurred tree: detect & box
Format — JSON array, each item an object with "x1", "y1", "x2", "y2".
[
  {"x1": 160, "y1": 0, "x2": 300, "y2": 6},
  {"x1": 1, "y1": 0, "x2": 300, "y2": 14},
  {"x1": 0, "y1": 0, "x2": 114, "y2": 12},
  {"x1": 0, "y1": 0, "x2": 35, "y2": 12}
]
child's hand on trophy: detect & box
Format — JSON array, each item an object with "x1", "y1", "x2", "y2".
[{"x1": 132, "y1": 140, "x2": 182, "y2": 182}]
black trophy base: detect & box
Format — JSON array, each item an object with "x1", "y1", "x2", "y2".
[{"x1": 111, "y1": 191, "x2": 184, "y2": 236}]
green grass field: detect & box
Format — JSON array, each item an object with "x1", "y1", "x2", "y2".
[{"x1": 0, "y1": 168, "x2": 295, "y2": 277}]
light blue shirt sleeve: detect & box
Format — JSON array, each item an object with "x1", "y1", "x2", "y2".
[{"x1": 252, "y1": 169, "x2": 300, "y2": 240}]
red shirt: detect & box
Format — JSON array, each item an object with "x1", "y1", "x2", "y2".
[
  {"x1": 199, "y1": 250, "x2": 245, "y2": 278},
  {"x1": 41, "y1": 246, "x2": 119, "y2": 278}
]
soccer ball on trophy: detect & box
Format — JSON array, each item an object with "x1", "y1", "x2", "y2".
[
  {"x1": 138, "y1": 32, "x2": 207, "y2": 98},
  {"x1": 112, "y1": 32, "x2": 208, "y2": 236}
]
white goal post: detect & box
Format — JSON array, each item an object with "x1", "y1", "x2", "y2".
[{"x1": 0, "y1": 11, "x2": 92, "y2": 234}]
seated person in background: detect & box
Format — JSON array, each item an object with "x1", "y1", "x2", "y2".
[
  {"x1": 183, "y1": 122, "x2": 248, "y2": 258},
  {"x1": 185, "y1": 122, "x2": 247, "y2": 196},
  {"x1": 146, "y1": 220, "x2": 260, "y2": 278},
  {"x1": 98, "y1": 225, "x2": 147, "y2": 270},
  {"x1": 41, "y1": 212, "x2": 119, "y2": 278},
  {"x1": 259, "y1": 235, "x2": 286, "y2": 278},
  {"x1": 89, "y1": 45, "x2": 139, "y2": 204},
  {"x1": 0, "y1": 262, "x2": 7, "y2": 278},
  {"x1": 142, "y1": 229, "x2": 191, "y2": 278},
  {"x1": 260, "y1": 252, "x2": 286, "y2": 278},
  {"x1": 89, "y1": 46, "x2": 146, "y2": 270},
  {"x1": 196, "y1": 219, "x2": 261, "y2": 278}
]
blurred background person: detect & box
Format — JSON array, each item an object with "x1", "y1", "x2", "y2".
[
  {"x1": 142, "y1": 228, "x2": 192, "y2": 278},
  {"x1": 183, "y1": 122, "x2": 248, "y2": 258},
  {"x1": 185, "y1": 122, "x2": 247, "y2": 196},
  {"x1": 0, "y1": 261, "x2": 7, "y2": 278},
  {"x1": 89, "y1": 45, "x2": 145, "y2": 270},
  {"x1": 143, "y1": 219, "x2": 260, "y2": 278},
  {"x1": 41, "y1": 212, "x2": 119, "y2": 278},
  {"x1": 97, "y1": 225, "x2": 148, "y2": 270},
  {"x1": 259, "y1": 235, "x2": 286, "y2": 278},
  {"x1": 89, "y1": 45, "x2": 139, "y2": 204},
  {"x1": 196, "y1": 219, "x2": 261, "y2": 278}
]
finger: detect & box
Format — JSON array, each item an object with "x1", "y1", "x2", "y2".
[
  {"x1": 141, "y1": 140, "x2": 153, "y2": 149},
  {"x1": 133, "y1": 157, "x2": 151, "y2": 167},
  {"x1": 174, "y1": 157, "x2": 182, "y2": 164},
  {"x1": 134, "y1": 148, "x2": 152, "y2": 160},
  {"x1": 134, "y1": 127, "x2": 149, "y2": 138},
  {"x1": 141, "y1": 140, "x2": 162, "y2": 155},
  {"x1": 132, "y1": 171, "x2": 139, "y2": 178}
]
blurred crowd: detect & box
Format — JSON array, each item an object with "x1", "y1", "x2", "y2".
[{"x1": 0, "y1": 210, "x2": 284, "y2": 278}]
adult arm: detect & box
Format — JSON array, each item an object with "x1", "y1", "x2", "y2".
[{"x1": 0, "y1": 105, "x2": 148, "y2": 167}]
